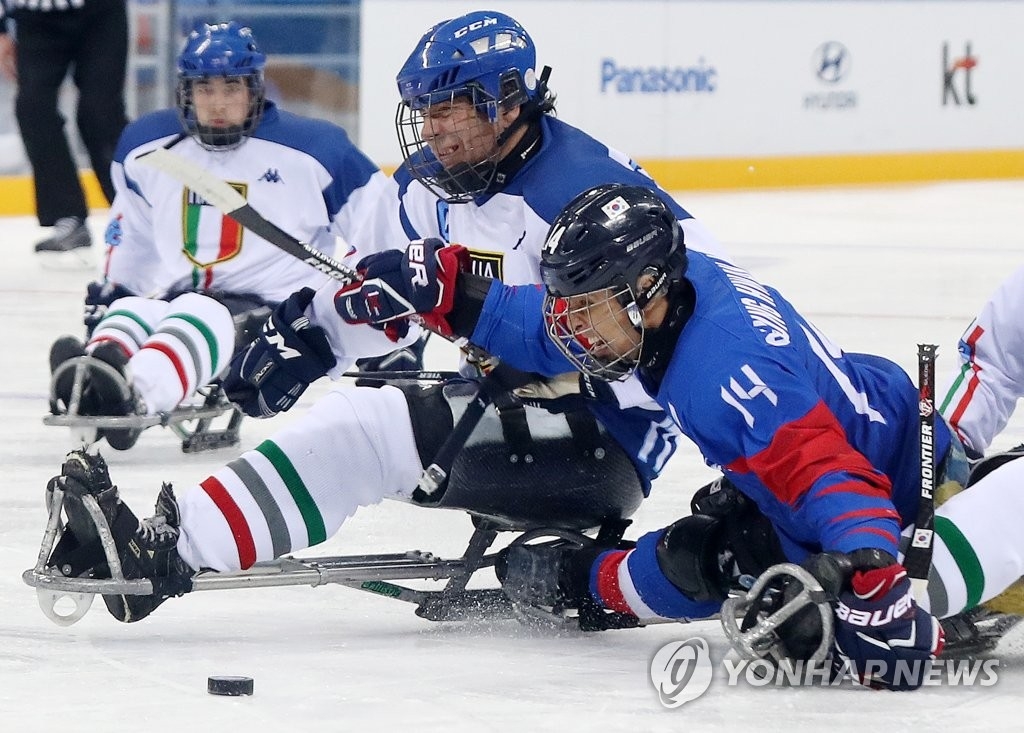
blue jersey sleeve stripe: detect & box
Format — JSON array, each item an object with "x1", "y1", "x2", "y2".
[{"x1": 619, "y1": 532, "x2": 721, "y2": 619}]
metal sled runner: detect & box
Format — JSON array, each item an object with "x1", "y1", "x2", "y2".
[
  {"x1": 25, "y1": 413, "x2": 647, "y2": 627},
  {"x1": 44, "y1": 354, "x2": 244, "y2": 453}
]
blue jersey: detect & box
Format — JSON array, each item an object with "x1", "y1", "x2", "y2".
[{"x1": 471, "y1": 252, "x2": 953, "y2": 561}]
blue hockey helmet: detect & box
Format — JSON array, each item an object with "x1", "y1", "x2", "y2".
[
  {"x1": 394, "y1": 11, "x2": 551, "y2": 201},
  {"x1": 396, "y1": 10, "x2": 539, "y2": 114},
  {"x1": 540, "y1": 184, "x2": 687, "y2": 380},
  {"x1": 176, "y1": 22, "x2": 267, "y2": 150}
]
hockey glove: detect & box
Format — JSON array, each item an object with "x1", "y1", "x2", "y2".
[
  {"x1": 84, "y1": 281, "x2": 136, "y2": 335},
  {"x1": 334, "y1": 239, "x2": 470, "y2": 341},
  {"x1": 222, "y1": 287, "x2": 337, "y2": 418},
  {"x1": 831, "y1": 551, "x2": 944, "y2": 690},
  {"x1": 513, "y1": 372, "x2": 617, "y2": 413}
]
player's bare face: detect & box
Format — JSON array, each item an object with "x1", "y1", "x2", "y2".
[
  {"x1": 564, "y1": 289, "x2": 642, "y2": 365},
  {"x1": 419, "y1": 98, "x2": 498, "y2": 169},
  {"x1": 192, "y1": 77, "x2": 251, "y2": 129}
]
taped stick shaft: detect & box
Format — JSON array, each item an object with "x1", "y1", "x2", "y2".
[{"x1": 906, "y1": 343, "x2": 938, "y2": 596}]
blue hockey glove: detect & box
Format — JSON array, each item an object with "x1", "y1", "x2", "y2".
[
  {"x1": 832, "y1": 554, "x2": 944, "y2": 690},
  {"x1": 334, "y1": 239, "x2": 469, "y2": 341},
  {"x1": 222, "y1": 287, "x2": 337, "y2": 418},
  {"x1": 84, "y1": 281, "x2": 136, "y2": 334}
]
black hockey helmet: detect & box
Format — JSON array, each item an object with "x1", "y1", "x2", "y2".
[
  {"x1": 541, "y1": 184, "x2": 686, "y2": 299},
  {"x1": 540, "y1": 184, "x2": 687, "y2": 380}
]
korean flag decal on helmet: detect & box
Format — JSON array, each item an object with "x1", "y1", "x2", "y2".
[{"x1": 601, "y1": 196, "x2": 631, "y2": 220}]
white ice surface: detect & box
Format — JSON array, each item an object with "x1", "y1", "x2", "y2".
[{"x1": 2, "y1": 181, "x2": 1024, "y2": 731}]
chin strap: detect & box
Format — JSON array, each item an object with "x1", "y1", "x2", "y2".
[{"x1": 495, "y1": 66, "x2": 554, "y2": 148}]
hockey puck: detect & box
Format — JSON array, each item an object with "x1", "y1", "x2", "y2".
[{"x1": 207, "y1": 676, "x2": 254, "y2": 696}]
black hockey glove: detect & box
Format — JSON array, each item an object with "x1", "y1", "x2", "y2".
[
  {"x1": 334, "y1": 239, "x2": 470, "y2": 341},
  {"x1": 222, "y1": 287, "x2": 336, "y2": 418},
  {"x1": 84, "y1": 281, "x2": 136, "y2": 335},
  {"x1": 512, "y1": 372, "x2": 617, "y2": 413},
  {"x1": 829, "y1": 550, "x2": 944, "y2": 690}
]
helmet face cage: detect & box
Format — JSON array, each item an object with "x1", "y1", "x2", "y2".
[
  {"x1": 395, "y1": 79, "x2": 522, "y2": 202},
  {"x1": 176, "y1": 22, "x2": 267, "y2": 150},
  {"x1": 543, "y1": 285, "x2": 645, "y2": 381},
  {"x1": 394, "y1": 11, "x2": 537, "y2": 202}
]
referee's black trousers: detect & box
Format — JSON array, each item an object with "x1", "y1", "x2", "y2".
[{"x1": 12, "y1": 0, "x2": 128, "y2": 225}]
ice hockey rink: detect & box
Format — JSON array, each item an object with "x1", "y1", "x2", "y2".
[{"x1": 2, "y1": 180, "x2": 1022, "y2": 732}]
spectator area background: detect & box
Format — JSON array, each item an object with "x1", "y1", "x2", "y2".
[{"x1": 0, "y1": 0, "x2": 1021, "y2": 215}]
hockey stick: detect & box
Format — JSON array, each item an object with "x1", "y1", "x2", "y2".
[
  {"x1": 905, "y1": 343, "x2": 938, "y2": 598},
  {"x1": 340, "y1": 369, "x2": 462, "y2": 383},
  {"x1": 135, "y1": 147, "x2": 360, "y2": 286},
  {"x1": 136, "y1": 146, "x2": 496, "y2": 497}
]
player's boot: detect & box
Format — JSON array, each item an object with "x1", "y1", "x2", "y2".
[
  {"x1": 49, "y1": 336, "x2": 91, "y2": 415},
  {"x1": 48, "y1": 450, "x2": 193, "y2": 622},
  {"x1": 88, "y1": 342, "x2": 145, "y2": 450},
  {"x1": 498, "y1": 535, "x2": 639, "y2": 630}
]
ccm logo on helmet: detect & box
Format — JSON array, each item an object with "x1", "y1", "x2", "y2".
[
  {"x1": 453, "y1": 17, "x2": 498, "y2": 38},
  {"x1": 835, "y1": 589, "x2": 913, "y2": 627}
]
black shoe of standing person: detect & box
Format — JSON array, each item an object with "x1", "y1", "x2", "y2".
[{"x1": 34, "y1": 217, "x2": 91, "y2": 253}]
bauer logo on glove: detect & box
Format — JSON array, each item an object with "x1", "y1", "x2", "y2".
[
  {"x1": 334, "y1": 239, "x2": 470, "y2": 340},
  {"x1": 835, "y1": 583, "x2": 914, "y2": 627}
]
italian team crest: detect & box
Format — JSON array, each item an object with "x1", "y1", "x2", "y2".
[{"x1": 181, "y1": 182, "x2": 248, "y2": 267}]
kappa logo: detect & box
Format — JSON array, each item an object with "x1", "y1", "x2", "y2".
[{"x1": 259, "y1": 168, "x2": 283, "y2": 183}]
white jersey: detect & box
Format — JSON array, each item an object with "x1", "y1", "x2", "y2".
[
  {"x1": 311, "y1": 114, "x2": 729, "y2": 372},
  {"x1": 103, "y1": 101, "x2": 390, "y2": 304},
  {"x1": 940, "y1": 263, "x2": 1024, "y2": 456}
]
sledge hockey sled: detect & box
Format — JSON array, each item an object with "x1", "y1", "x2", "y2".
[
  {"x1": 24, "y1": 417, "x2": 646, "y2": 627},
  {"x1": 43, "y1": 353, "x2": 243, "y2": 453}
]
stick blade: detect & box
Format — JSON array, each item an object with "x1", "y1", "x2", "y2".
[{"x1": 136, "y1": 147, "x2": 247, "y2": 214}]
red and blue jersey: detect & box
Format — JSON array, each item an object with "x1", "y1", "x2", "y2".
[{"x1": 472, "y1": 252, "x2": 953, "y2": 564}]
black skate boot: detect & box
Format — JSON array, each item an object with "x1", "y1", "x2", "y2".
[
  {"x1": 498, "y1": 533, "x2": 639, "y2": 631},
  {"x1": 49, "y1": 336, "x2": 91, "y2": 416},
  {"x1": 34, "y1": 216, "x2": 92, "y2": 253},
  {"x1": 48, "y1": 451, "x2": 193, "y2": 623},
  {"x1": 88, "y1": 342, "x2": 144, "y2": 450}
]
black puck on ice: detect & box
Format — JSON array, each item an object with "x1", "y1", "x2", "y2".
[{"x1": 207, "y1": 676, "x2": 254, "y2": 696}]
